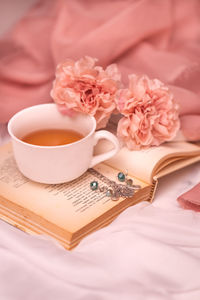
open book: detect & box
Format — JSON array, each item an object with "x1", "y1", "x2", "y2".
[{"x1": 0, "y1": 140, "x2": 200, "y2": 250}]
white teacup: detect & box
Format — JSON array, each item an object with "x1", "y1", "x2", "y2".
[{"x1": 8, "y1": 103, "x2": 119, "y2": 184}]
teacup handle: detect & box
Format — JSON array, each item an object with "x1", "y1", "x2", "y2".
[{"x1": 89, "y1": 130, "x2": 120, "y2": 168}]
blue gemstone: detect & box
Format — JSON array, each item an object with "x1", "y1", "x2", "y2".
[
  {"x1": 117, "y1": 172, "x2": 125, "y2": 182},
  {"x1": 90, "y1": 181, "x2": 98, "y2": 190}
]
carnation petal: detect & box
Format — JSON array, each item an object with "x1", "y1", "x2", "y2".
[
  {"x1": 154, "y1": 123, "x2": 170, "y2": 137},
  {"x1": 105, "y1": 64, "x2": 121, "y2": 81},
  {"x1": 129, "y1": 74, "x2": 146, "y2": 99},
  {"x1": 74, "y1": 56, "x2": 98, "y2": 75},
  {"x1": 116, "y1": 73, "x2": 180, "y2": 150},
  {"x1": 57, "y1": 104, "x2": 75, "y2": 117}
]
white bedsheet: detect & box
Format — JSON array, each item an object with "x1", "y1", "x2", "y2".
[{"x1": 0, "y1": 124, "x2": 200, "y2": 300}]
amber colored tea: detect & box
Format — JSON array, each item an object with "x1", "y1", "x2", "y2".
[{"x1": 21, "y1": 129, "x2": 84, "y2": 146}]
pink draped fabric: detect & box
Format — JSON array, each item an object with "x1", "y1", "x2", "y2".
[
  {"x1": 0, "y1": 0, "x2": 200, "y2": 141},
  {"x1": 177, "y1": 183, "x2": 200, "y2": 211}
]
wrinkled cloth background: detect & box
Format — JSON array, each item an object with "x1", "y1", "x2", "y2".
[
  {"x1": 0, "y1": 1, "x2": 200, "y2": 299},
  {"x1": 0, "y1": 0, "x2": 200, "y2": 140}
]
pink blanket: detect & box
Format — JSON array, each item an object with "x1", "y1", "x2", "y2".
[{"x1": 0, "y1": 0, "x2": 200, "y2": 141}]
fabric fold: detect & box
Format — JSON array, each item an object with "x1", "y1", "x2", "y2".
[{"x1": 177, "y1": 183, "x2": 200, "y2": 212}]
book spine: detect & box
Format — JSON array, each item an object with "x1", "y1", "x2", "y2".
[{"x1": 148, "y1": 179, "x2": 158, "y2": 202}]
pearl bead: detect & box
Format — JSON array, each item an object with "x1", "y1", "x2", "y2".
[
  {"x1": 106, "y1": 189, "x2": 113, "y2": 197},
  {"x1": 126, "y1": 179, "x2": 133, "y2": 186}
]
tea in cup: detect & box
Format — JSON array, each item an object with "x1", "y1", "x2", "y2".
[
  {"x1": 21, "y1": 128, "x2": 84, "y2": 146},
  {"x1": 8, "y1": 103, "x2": 120, "y2": 184}
]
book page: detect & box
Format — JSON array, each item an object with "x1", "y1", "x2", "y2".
[
  {"x1": 95, "y1": 140, "x2": 200, "y2": 184},
  {"x1": 0, "y1": 143, "x2": 147, "y2": 234},
  {"x1": 101, "y1": 115, "x2": 200, "y2": 183}
]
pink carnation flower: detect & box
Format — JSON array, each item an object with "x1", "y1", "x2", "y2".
[
  {"x1": 116, "y1": 74, "x2": 180, "y2": 150},
  {"x1": 51, "y1": 56, "x2": 121, "y2": 129}
]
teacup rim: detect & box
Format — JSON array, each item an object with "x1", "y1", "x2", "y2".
[{"x1": 8, "y1": 103, "x2": 96, "y2": 149}]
